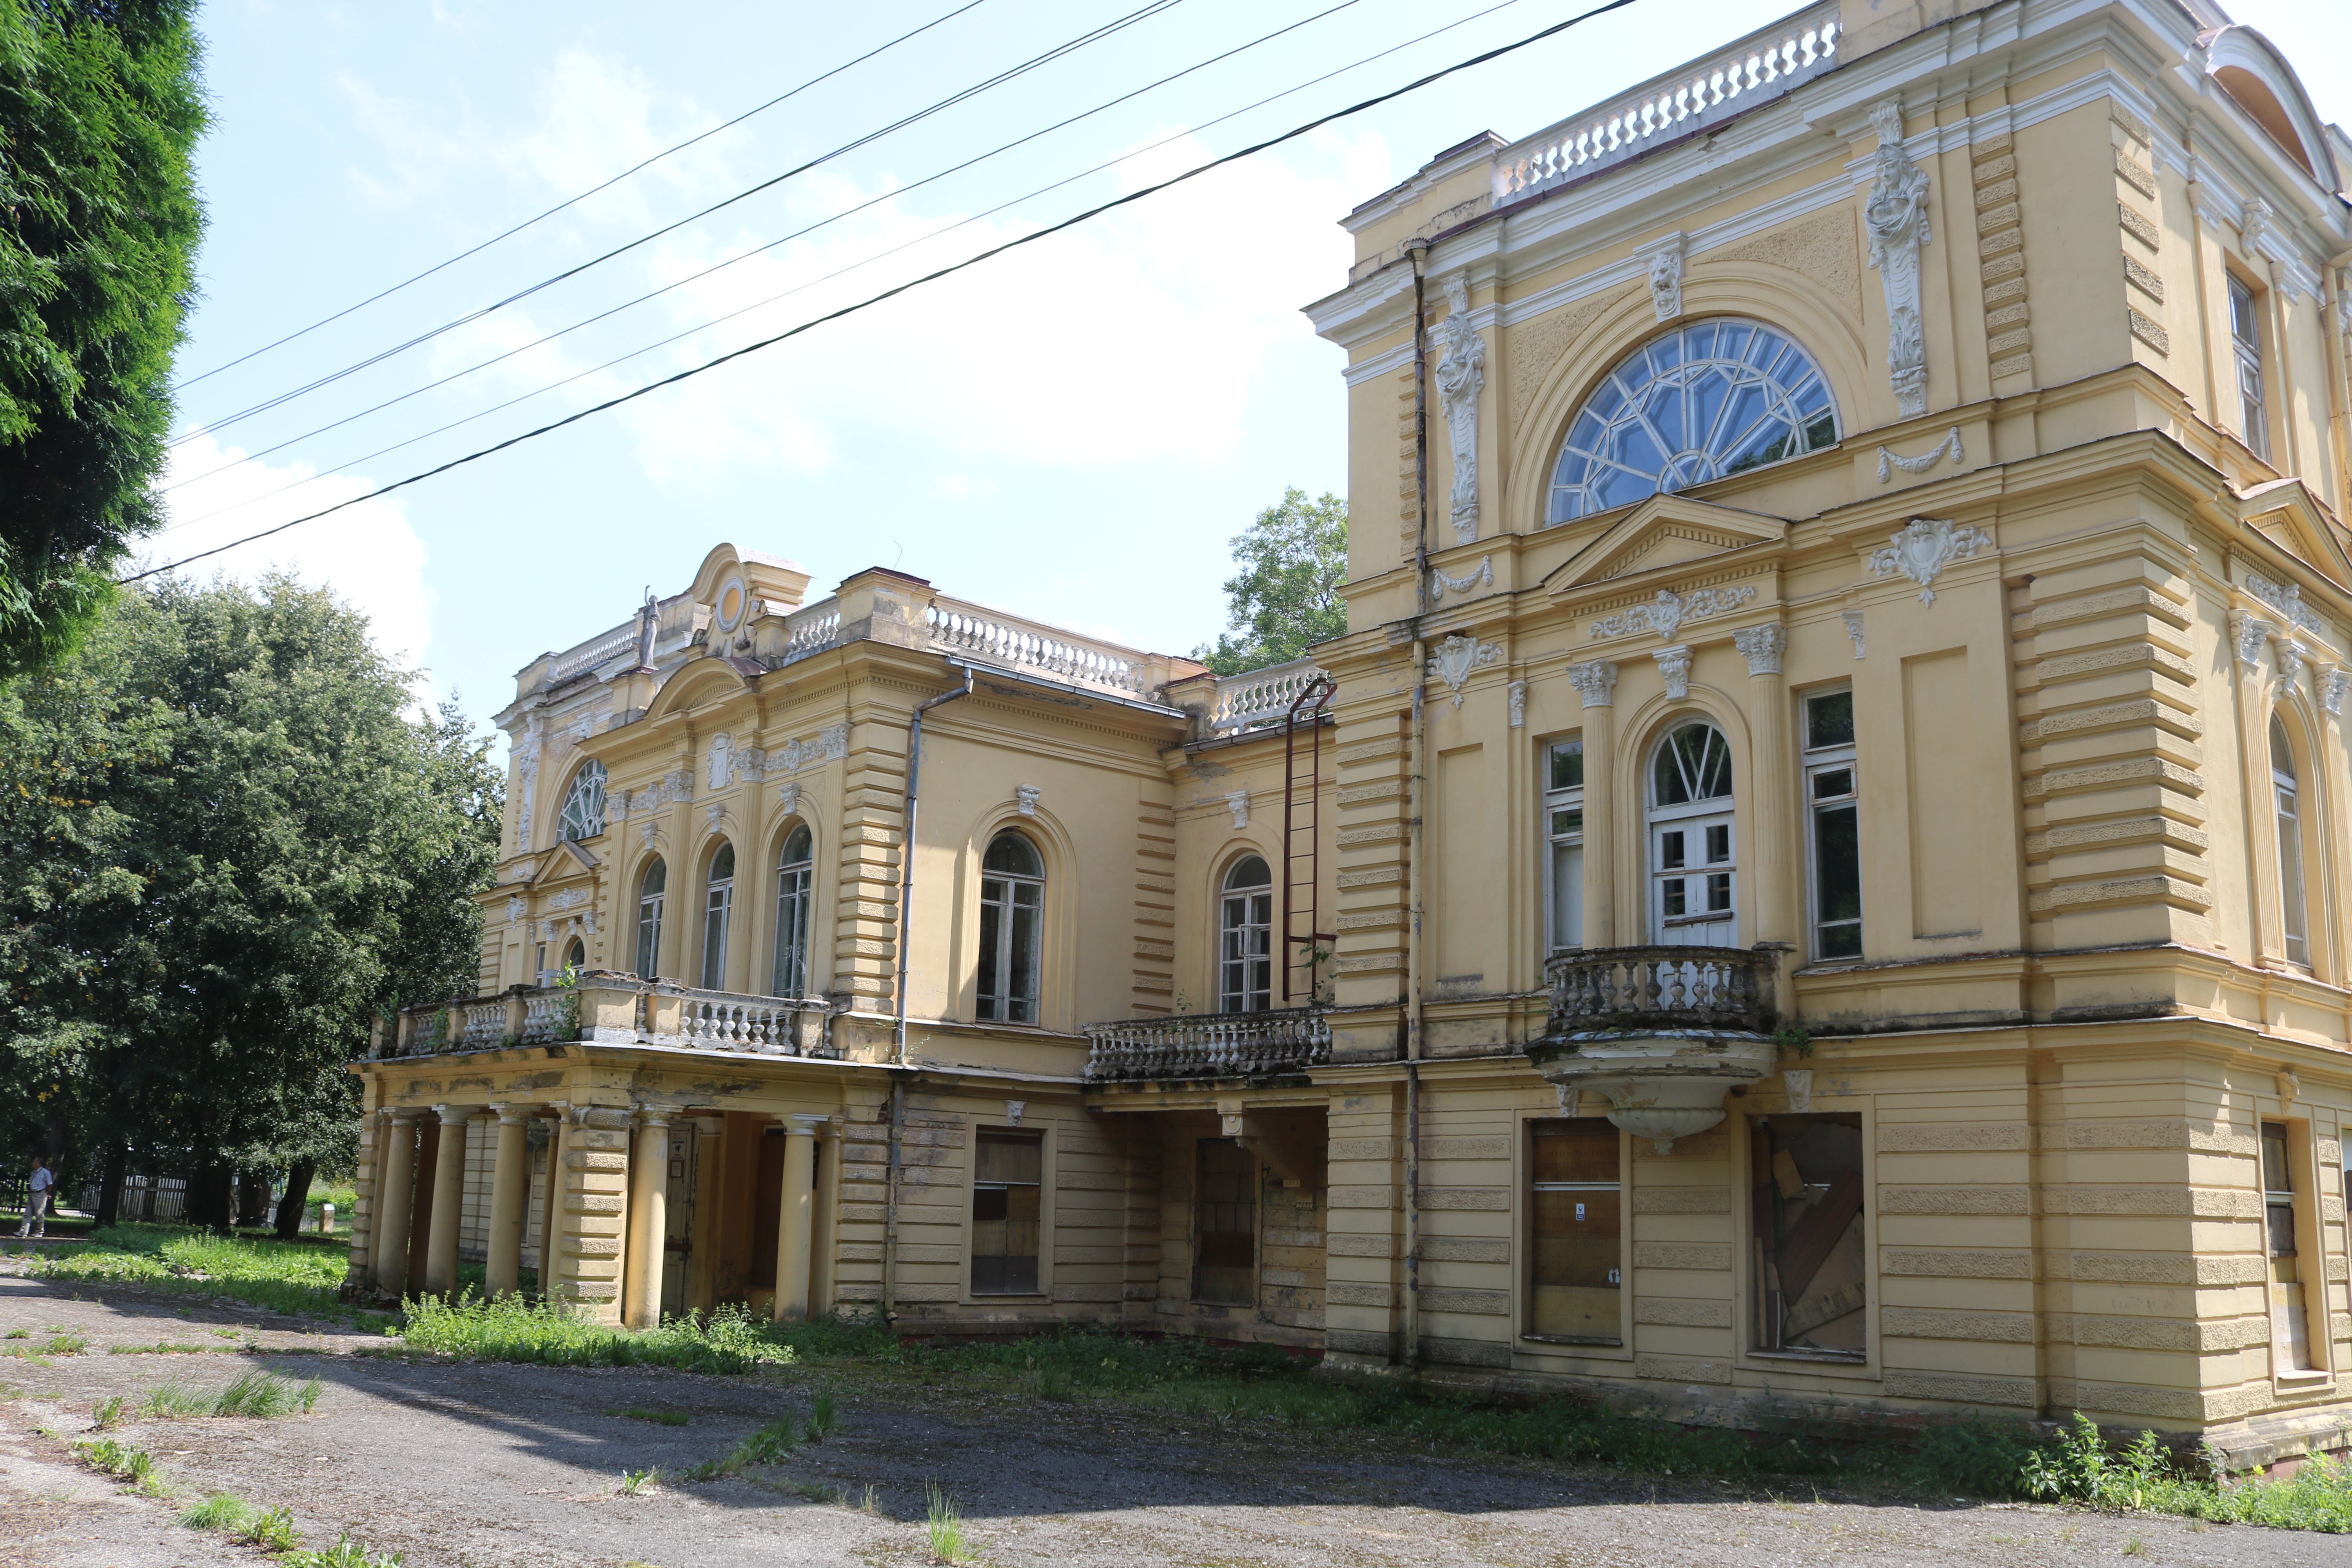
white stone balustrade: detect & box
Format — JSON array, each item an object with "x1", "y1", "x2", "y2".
[
  {"x1": 1493, "y1": 7, "x2": 1839, "y2": 207},
  {"x1": 1210, "y1": 657, "x2": 1330, "y2": 735},
  {"x1": 544, "y1": 622, "x2": 639, "y2": 685},
  {"x1": 673, "y1": 987, "x2": 826, "y2": 1054},
  {"x1": 926, "y1": 597, "x2": 1153, "y2": 698},
  {"x1": 776, "y1": 599, "x2": 841, "y2": 666},
  {"x1": 1085, "y1": 1009, "x2": 1331, "y2": 1081}
]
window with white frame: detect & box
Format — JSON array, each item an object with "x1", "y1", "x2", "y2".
[
  {"x1": 772, "y1": 825, "x2": 814, "y2": 997},
  {"x1": 557, "y1": 760, "x2": 606, "y2": 842},
  {"x1": 1546, "y1": 739, "x2": 1585, "y2": 951},
  {"x1": 1803, "y1": 690, "x2": 1862, "y2": 961},
  {"x1": 701, "y1": 842, "x2": 735, "y2": 990},
  {"x1": 2230, "y1": 274, "x2": 2270, "y2": 463},
  {"x1": 977, "y1": 831, "x2": 1044, "y2": 1024},
  {"x1": 1218, "y1": 855, "x2": 1273, "y2": 1013},
  {"x1": 634, "y1": 858, "x2": 666, "y2": 979},
  {"x1": 2271, "y1": 717, "x2": 2308, "y2": 967}
]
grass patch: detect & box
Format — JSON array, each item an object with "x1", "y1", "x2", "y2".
[
  {"x1": 284, "y1": 1533, "x2": 403, "y2": 1568},
  {"x1": 109, "y1": 1341, "x2": 217, "y2": 1355},
  {"x1": 925, "y1": 1482, "x2": 976, "y2": 1565},
  {"x1": 24, "y1": 1223, "x2": 351, "y2": 1320},
  {"x1": 142, "y1": 1369, "x2": 321, "y2": 1419},
  {"x1": 92, "y1": 1394, "x2": 128, "y2": 1429},
  {"x1": 804, "y1": 1391, "x2": 839, "y2": 1443},
  {"x1": 684, "y1": 1418, "x2": 800, "y2": 1482},
  {"x1": 2023, "y1": 1413, "x2": 2352, "y2": 1532},
  {"x1": 181, "y1": 1492, "x2": 254, "y2": 1532},
  {"x1": 606, "y1": 1405, "x2": 691, "y2": 1426},
  {"x1": 44, "y1": 1331, "x2": 87, "y2": 1355},
  {"x1": 401, "y1": 1293, "x2": 789, "y2": 1375},
  {"x1": 76, "y1": 1436, "x2": 162, "y2": 1493},
  {"x1": 618, "y1": 1466, "x2": 665, "y2": 1496}
]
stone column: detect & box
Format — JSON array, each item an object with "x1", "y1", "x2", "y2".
[
  {"x1": 371, "y1": 1109, "x2": 421, "y2": 1295},
  {"x1": 1735, "y1": 624, "x2": 1797, "y2": 948},
  {"x1": 621, "y1": 1110, "x2": 672, "y2": 1330},
  {"x1": 422, "y1": 1106, "x2": 470, "y2": 1297},
  {"x1": 485, "y1": 1104, "x2": 531, "y2": 1298},
  {"x1": 1568, "y1": 661, "x2": 1619, "y2": 947},
  {"x1": 773, "y1": 1116, "x2": 822, "y2": 1321},
  {"x1": 536, "y1": 1108, "x2": 570, "y2": 1300}
]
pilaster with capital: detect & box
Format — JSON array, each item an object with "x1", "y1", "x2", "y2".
[
  {"x1": 622, "y1": 1109, "x2": 674, "y2": 1330},
  {"x1": 1737, "y1": 625, "x2": 1800, "y2": 951},
  {"x1": 485, "y1": 1104, "x2": 533, "y2": 1298},
  {"x1": 2227, "y1": 609, "x2": 2287, "y2": 966},
  {"x1": 1568, "y1": 662, "x2": 1619, "y2": 949}
]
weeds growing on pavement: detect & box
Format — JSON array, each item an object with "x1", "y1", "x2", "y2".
[
  {"x1": 181, "y1": 1492, "x2": 254, "y2": 1532},
  {"x1": 925, "y1": 1482, "x2": 976, "y2": 1565},
  {"x1": 2, "y1": 1328, "x2": 25, "y2": 1339},
  {"x1": 283, "y1": 1534, "x2": 403, "y2": 1568},
  {"x1": 619, "y1": 1466, "x2": 665, "y2": 1495},
  {"x1": 212, "y1": 1369, "x2": 323, "y2": 1417},
  {"x1": 91, "y1": 1394, "x2": 127, "y2": 1429},
  {"x1": 402, "y1": 1293, "x2": 786, "y2": 1374},
  {"x1": 804, "y1": 1392, "x2": 839, "y2": 1442},
  {"x1": 24, "y1": 1223, "x2": 352, "y2": 1321},
  {"x1": 43, "y1": 1331, "x2": 87, "y2": 1354},
  {"x1": 109, "y1": 1341, "x2": 216, "y2": 1355},
  {"x1": 76, "y1": 1437, "x2": 160, "y2": 1492},
  {"x1": 242, "y1": 1505, "x2": 300, "y2": 1551},
  {"x1": 2023, "y1": 1412, "x2": 2352, "y2": 1532},
  {"x1": 606, "y1": 1405, "x2": 690, "y2": 1426}
]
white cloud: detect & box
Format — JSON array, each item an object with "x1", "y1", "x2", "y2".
[{"x1": 138, "y1": 434, "x2": 437, "y2": 694}]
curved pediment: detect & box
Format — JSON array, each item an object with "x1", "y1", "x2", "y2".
[
  {"x1": 642, "y1": 655, "x2": 756, "y2": 722},
  {"x1": 1544, "y1": 494, "x2": 1789, "y2": 597},
  {"x1": 2201, "y1": 26, "x2": 2335, "y2": 189}
]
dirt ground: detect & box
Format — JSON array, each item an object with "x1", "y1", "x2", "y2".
[{"x1": 0, "y1": 1267, "x2": 2343, "y2": 1568}]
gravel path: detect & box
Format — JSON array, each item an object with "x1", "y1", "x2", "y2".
[{"x1": 0, "y1": 1268, "x2": 2340, "y2": 1568}]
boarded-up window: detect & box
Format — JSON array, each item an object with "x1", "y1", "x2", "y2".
[
  {"x1": 2264, "y1": 1122, "x2": 2316, "y2": 1372},
  {"x1": 1750, "y1": 1114, "x2": 1866, "y2": 1357},
  {"x1": 1193, "y1": 1139, "x2": 1256, "y2": 1305},
  {"x1": 1529, "y1": 1118, "x2": 1621, "y2": 1342},
  {"x1": 972, "y1": 1130, "x2": 1042, "y2": 1295}
]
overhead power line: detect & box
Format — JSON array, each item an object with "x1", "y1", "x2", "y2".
[
  {"x1": 172, "y1": 0, "x2": 1188, "y2": 445},
  {"x1": 163, "y1": 0, "x2": 1374, "y2": 498},
  {"x1": 174, "y1": 0, "x2": 994, "y2": 392},
  {"x1": 125, "y1": 0, "x2": 1643, "y2": 586},
  {"x1": 154, "y1": 0, "x2": 1538, "y2": 542}
]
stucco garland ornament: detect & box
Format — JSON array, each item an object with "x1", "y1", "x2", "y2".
[
  {"x1": 1429, "y1": 554, "x2": 1493, "y2": 605},
  {"x1": 1589, "y1": 584, "x2": 1756, "y2": 641},
  {"x1": 1433, "y1": 273, "x2": 1486, "y2": 544},
  {"x1": 1869, "y1": 517, "x2": 1991, "y2": 605},
  {"x1": 1875, "y1": 425, "x2": 1963, "y2": 483},
  {"x1": 1426, "y1": 633, "x2": 1503, "y2": 709},
  {"x1": 1864, "y1": 97, "x2": 1934, "y2": 419}
]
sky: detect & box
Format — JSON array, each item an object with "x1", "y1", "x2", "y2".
[{"x1": 146, "y1": 0, "x2": 2352, "y2": 742}]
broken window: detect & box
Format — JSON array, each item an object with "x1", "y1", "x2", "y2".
[
  {"x1": 1193, "y1": 1138, "x2": 1256, "y2": 1306},
  {"x1": 972, "y1": 1130, "x2": 1042, "y2": 1295},
  {"x1": 1750, "y1": 1114, "x2": 1866, "y2": 1357},
  {"x1": 2263, "y1": 1122, "x2": 2317, "y2": 1373},
  {"x1": 1528, "y1": 1118, "x2": 1622, "y2": 1342}
]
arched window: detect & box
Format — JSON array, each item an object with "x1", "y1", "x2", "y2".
[
  {"x1": 977, "y1": 831, "x2": 1044, "y2": 1024},
  {"x1": 1220, "y1": 855, "x2": 1274, "y2": 1013},
  {"x1": 2272, "y1": 717, "x2": 2309, "y2": 967},
  {"x1": 558, "y1": 760, "x2": 607, "y2": 842},
  {"x1": 773, "y1": 825, "x2": 815, "y2": 997},
  {"x1": 634, "y1": 859, "x2": 666, "y2": 979},
  {"x1": 562, "y1": 936, "x2": 585, "y2": 975},
  {"x1": 1648, "y1": 721, "x2": 1737, "y2": 946},
  {"x1": 1547, "y1": 320, "x2": 1838, "y2": 524},
  {"x1": 702, "y1": 843, "x2": 736, "y2": 991}
]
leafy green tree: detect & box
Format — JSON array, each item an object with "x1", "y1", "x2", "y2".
[
  {"x1": 0, "y1": 0, "x2": 208, "y2": 675},
  {"x1": 1194, "y1": 488, "x2": 1348, "y2": 676},
  {"x1": 0, "y1": 576, "x2": 501, "y2": 1229}
]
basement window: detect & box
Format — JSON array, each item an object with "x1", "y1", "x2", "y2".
[
  {"x1": 971, "y1": 1130, "x2": 1042, "y2": 1295},
  {"x1": 1750, "y1": 1114, "x2": 1866, "y2": 1359}
]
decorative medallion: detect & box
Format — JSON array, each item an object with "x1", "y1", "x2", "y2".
[
  {"x1": 1426, "y1": 633, "x2": 1503, "y2": 709},
  {"x1": 1869, "y1": 517, "x2": 1993, "y2": 605}
]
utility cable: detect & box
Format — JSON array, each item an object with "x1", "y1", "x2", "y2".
[
  {"x1": 126, "y1": 0, "x2": 1642, "y2": 584},
  {"x1": 174, "y1": 0, "x2": 993, "y2": 392},
  {"x1": 153, "y1": 0, "x2": 1532, "y2": 539},
  {"x1": 163, "y1": 0, "x2": 1371, "y2": 495},
  {"x1": 171, "y1": 0, "x2": 1187, "y2": 444}
]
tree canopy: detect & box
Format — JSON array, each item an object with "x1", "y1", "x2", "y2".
[
  {"x1": 1194, "y1": 488, "x2": 1348, "y2": 677},
  {"x1": 0, "y1": 0, "x2": 207, "y2": 675},
  {"x1": 0, "y1": 575, "x2": 500, "y2": 1225}
]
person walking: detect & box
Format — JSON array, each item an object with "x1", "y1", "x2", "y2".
[{"x1": 18, "y1": 1155, "x2": 53, "y2": 1238}]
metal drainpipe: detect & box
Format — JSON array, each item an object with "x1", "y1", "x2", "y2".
[
  {"x1": 882, "y1": 668, "x2": 974, "y2": 1325},
  {"x1": 1403, "y1": 238, "x2": 1432, "y2": 1372}
]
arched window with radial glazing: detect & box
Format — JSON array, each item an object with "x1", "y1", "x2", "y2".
[
  {"x1": 635, "y1": 858, "x2": 666, "y2": 979},
  {"x1": 558, "y1": 760, "x2": 607, "y2": 842},
  {"x1": 1547, "y1": 319, "x2": 1838, "y2": 524},
  {"x1": 773, "y1": 825, "x2": 815, "y2": 997}
]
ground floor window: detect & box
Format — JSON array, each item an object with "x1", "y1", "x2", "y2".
[
  {"x1": 972, "y1": 1130, "x2": 1042, "y2": 1295},
  {"x1": 1528, "y1": 1118, "x2": 1621, "y2": 1342},
  {"x1": 1749, "y1": 1113, "x2": 1866, "y2": 1357},
  {"x1": 2264, "y1": 1122, "x2": 2317, "y2": 1372},
  {"x1": 1192, "y1": 1138, "x2": 1256, "y2": 1305}
]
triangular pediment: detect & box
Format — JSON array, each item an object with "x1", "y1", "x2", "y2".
[
  {"x1": 2238, "y1": 478, "x2": 2352, "y2": 592},
  {"x1": 1544, "y1": 494, "x2": 1789, "y2": 596}
]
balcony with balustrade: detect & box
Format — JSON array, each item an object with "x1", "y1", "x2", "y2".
[
  {"x1": 384, "y1": 973, "x2": 834, "y2": 1061},
  {"x1": 1084, "y1": 1008, "x2": 1331, "y2": 1083},
  {"x1": 1528, "y1": 946, "x2": 1779, "y2": 1153}
]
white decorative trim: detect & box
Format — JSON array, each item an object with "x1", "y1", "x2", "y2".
[
  {"x1": 1434, "y1": 274, "x2": 1485, "y2": 544},
  {"x1": 2324, "y1": 670, "x2": 2349, "y2": 717},
  {"x1": 1566, "y1": 660, "x2": 1618, "y2": 708},
  {"x1": 640, "y1": 821, "x2": 660, "y2": 849},
  {"x1": 2230, "y1": 611, "x2": 2274, "y2": 670},
  {"x1": 2275, "y1": 639, "x2": 2307, "y2": 700},
  {"x1": 771, "y1": 723, "x2": 849, "y2": 776},
  {"x1": 1641, "y1": 232, "x2": 1686, "y2": 321},
  {"x1": 1733, "y1": 623, "x2": 1786, "y2": 676},
  {"x1": 705, "y1": 733, "x2": 737, "y2": 793},
  {"x1": 1589, "y1": 584, "x2": 1757, "y2": 641},
  {"x1": 777, "y1": 781, "x2": 802, "y2": 819},
  {"x1": 1004, "y1": 1100, "x2": 1026, "y2": 1127},
  {"x1": 2245, "y1": 572, "x2": 2325, "y2": 636},
  {"x1": 1782, "y1": 1068, "x2": 1813, "y2": 1114},
  {"x1": 1864, "y1": 97, "x2": 1934, "y2": 419},
  {"x1": 1224, "y1": 791, "x2": 1250, "y2": 830},
  {"x1": 1429, "y1": 554, "x2": 1493, "y2": 605},
  {"x1": 506, "y1": 896, "x2": 527, "y2": 925},
  {"x1": 1875, "y1": 425, "x2": 1964, "y2": 483},
  {"x1": 1015, "y1": 785, "x2": 1042, "y2": 817},
  {"x1": 1508, "y1": 679, "x2": 1528, "y2": 729},
  {"x1": 1869, "y1": 517, "x2": 1992, "y2": 606},
  {"x1": 1426, "y1": 633, "x2": 1503, "y2": 709},
  {"x1": 550, "y1": 887, "x2": 588, "y2": 913},
  {"x1": 1654, "y1": 645, "x2": 1693, "y2": 701},
  {"x1": 704, "y1": 802, "x2": 726, "y2": 834},
  {"x1": 1841, "y1": 610, "x2": 1866, "y2": 661},
  {"x1": 2239, "y1": 196, "x2": 2273, "y2": 262}
]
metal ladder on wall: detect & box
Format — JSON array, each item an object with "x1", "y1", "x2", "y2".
[{"x1": 1280, "y1": 675, "x2": 1336, "y2": 1004}]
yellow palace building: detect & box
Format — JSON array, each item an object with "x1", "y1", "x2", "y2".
[{"x1": 351, "y1": 0, "x2": 2352, "y2": 1465}]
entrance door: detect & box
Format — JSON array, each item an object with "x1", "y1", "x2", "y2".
[
  {"x1": 660, "y1": 1125, "x2": 698, "y2": 1318},
  {"x1": 1647, "y1": 721, "x2": 1737, "y2": 946}
]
